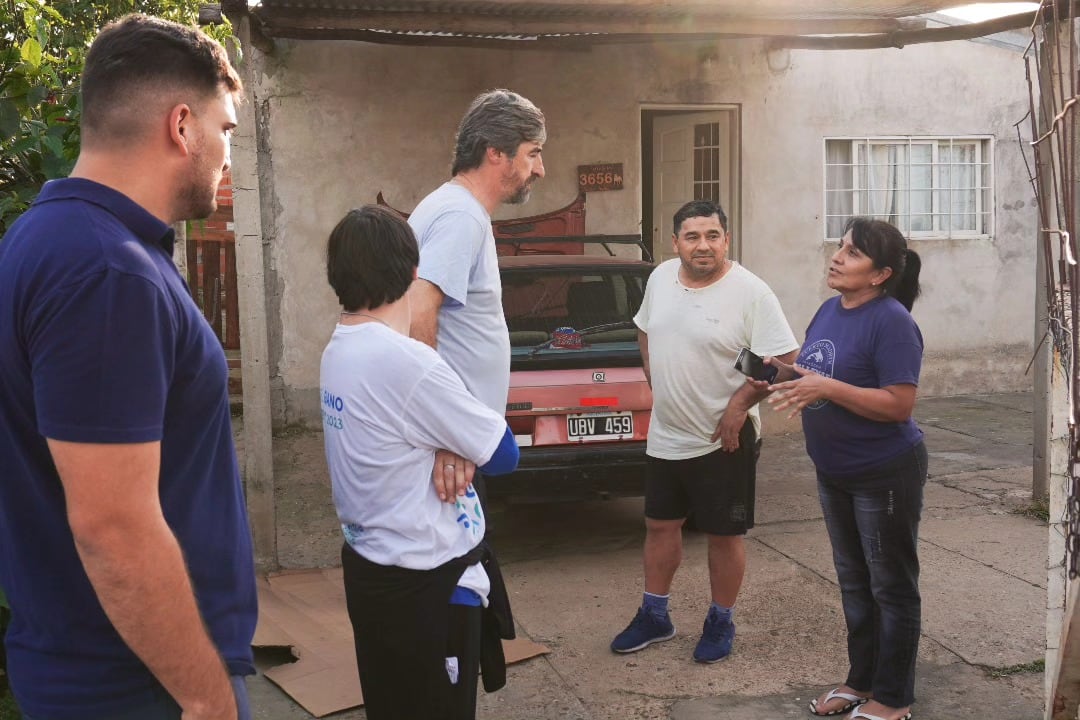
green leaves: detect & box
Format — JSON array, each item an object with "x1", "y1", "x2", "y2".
[
  {"x1": 0, "y1": 101, "x2": 19, "y2": 139},
  {"x1": 0, "y1": 0, "x2": 235, "y2": 236},
  {"x1": 20, "y1": 38, "x2": 42, "y2": 68}
]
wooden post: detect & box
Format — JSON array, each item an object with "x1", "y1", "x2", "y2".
[{"x1": 1035, "y1": 40, "x2": 1053, "y2": 505}]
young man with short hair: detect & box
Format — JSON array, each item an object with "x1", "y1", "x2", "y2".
[{"x1": 0, "y1": 15, "x2": 255, "y2": 720}]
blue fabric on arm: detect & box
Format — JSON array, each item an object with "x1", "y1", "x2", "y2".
[{"x1": 479, "y1": 426, "x2": 519, "y2": 475}]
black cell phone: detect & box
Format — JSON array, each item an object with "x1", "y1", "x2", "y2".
[{"x1": 734, "y1": 347, "x2": 778, "y2": 383}]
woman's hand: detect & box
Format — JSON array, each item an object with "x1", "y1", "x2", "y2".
[
  {"x1": 767, "y1": 365, "x2": 832, "y2": 418},
  {"x1": 432, "y1": 449, "x2": 475, "y2": 502},
  {"x1": 743, "y1": 355, "x2": 799, "y2": 393}
]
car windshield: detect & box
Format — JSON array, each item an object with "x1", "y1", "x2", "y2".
[{"x1": 502, "y1": 265, "x2": 650, "y2": 370}]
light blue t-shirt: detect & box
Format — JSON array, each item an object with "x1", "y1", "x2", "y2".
[{"x1": 409, "y1": 182, "x2": 510, "y2": 414}]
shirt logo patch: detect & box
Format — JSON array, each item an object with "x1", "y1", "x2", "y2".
[
  {"x1": 455, "y1": 486, "x2": 484, "y2": 538},
  {"x1": 798, "y1": 339, "x2": 836, "y2": 410}
]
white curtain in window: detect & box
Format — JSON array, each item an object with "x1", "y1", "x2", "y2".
[
  {"x1": 824, "y1": 137, "x2": 987, "y2": 239},
  {"x1": 825, "y1": 141, "x2": 853, "y2": 238},
  {"x1": 940, "y1": 143, "x2": 977, "y2": 231},
  {"x1": 860, "y1": 143, "x2": 906, "y2": 231},
  {"x1": 909, "y1": 144, "x2": 933, "y2": 232}
]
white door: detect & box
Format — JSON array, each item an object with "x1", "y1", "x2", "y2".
[{"x1": 652, "y1": 111, "x2": 736, "y2": 264}]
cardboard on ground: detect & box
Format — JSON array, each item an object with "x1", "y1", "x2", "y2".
[{"x1": 254, "y1": 568, "x2": 550, "y2": 717}]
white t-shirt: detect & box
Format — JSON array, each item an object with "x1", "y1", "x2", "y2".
[
  {"x1": 410, "y1": 183, "x2": 510, "y2": 415},
  {"x1": 320, "y1": 322, "x2": 507, "y2": 598},
  {"x1": 634, "y1": 259, "x2": 798, "y2": 460}
]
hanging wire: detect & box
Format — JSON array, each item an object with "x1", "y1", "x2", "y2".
[{"x1": 1026, "y1": 0, "x2": 1080, "y2": 579}]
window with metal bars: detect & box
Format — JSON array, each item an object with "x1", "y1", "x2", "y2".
[
  {"x1": 693, "y1": 122, "x2": 721, "y2": 204},
  {"x1": 824, "y1": 137, "x2": 993, "y2": 240}
]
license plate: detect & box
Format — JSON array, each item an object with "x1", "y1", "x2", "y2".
[{"x1": 567, "y1": 411, "x2": 633, "y2": 441}]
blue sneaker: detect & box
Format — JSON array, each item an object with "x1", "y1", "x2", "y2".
[
  {"x1": 610, "y1": 607, "x2": 676, "y2": 653},
  {"x1": 693, "y1": 608, "x2": 735, "y2": 663}
]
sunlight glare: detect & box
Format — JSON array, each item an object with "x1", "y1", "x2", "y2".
[{"x1": 940, "y1": 3, "x2": 1041, "y2": 22}]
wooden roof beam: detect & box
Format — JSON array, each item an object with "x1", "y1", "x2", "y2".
[
  {"x1": 254, "y1": 0, "x2": 960, "y2": 12},
  {"x1": 257, "y1": 27, "x2": 801, "y2": 49},
  {"x1": 256, "y1": 9, "x2": 924, "y2": 38},
  {"x1": 261, "y1": 27, "x2": 588, "y2": 48}
]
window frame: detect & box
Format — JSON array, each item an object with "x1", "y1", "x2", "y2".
[{"x1": 822, "y1": 135, "x2": 995, "y2": 242}]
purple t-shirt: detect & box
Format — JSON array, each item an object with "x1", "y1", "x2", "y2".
[
  {"x1": 799, "y1": 295, "x2": 924, "y2": 476},
  {"x1": 0, "y1": 178, "x2": 256, "y2": 718}
]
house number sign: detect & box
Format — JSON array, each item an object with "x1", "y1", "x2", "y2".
[{"x1": 578, "y1": 163, "x2": 624, "y2": 192}]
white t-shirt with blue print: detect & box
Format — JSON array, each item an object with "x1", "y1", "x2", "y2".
[{"x1": 320, "y1": 322, "x2": 506, "y2": 600}]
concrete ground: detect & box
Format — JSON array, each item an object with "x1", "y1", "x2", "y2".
[{"x1": 248, "y1": 393, "x2": 1047, "y2": 720}]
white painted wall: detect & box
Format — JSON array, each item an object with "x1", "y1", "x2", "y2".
[{"x1": 250, "y1": 35, "x2": 1036, "y2": 426}]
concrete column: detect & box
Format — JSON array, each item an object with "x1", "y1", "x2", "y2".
[
  {"x1": 172, "y1": 220, "x2": 188, "y2": 280},
  {"x1": 229, "y1": 18, "x2": 278, "y2": 574},
  {"x1": 1047, "y1": 349, "x2": 1069, "y2": 711}
]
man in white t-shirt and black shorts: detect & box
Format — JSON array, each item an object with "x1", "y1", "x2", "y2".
[{"x1": 610, "y1": 199, "x2": 799, "y2": 664}]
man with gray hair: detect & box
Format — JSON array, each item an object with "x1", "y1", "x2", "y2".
[{"x1": 409, "y1": 89, "x2": 546, "y2": 505}]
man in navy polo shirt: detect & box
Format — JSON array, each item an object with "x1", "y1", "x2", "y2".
[{"x1": 0, "y1": 15, "x2": 256, "y2": 720}]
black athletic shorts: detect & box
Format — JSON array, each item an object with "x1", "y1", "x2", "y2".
[{"x1": 644, "y1": 418, "x2": 759, "y2": 535}]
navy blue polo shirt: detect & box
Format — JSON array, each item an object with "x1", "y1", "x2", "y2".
[{"x1": 0, "y1": 178, "x2": 257, "y2": 718}]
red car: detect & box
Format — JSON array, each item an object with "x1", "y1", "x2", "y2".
[
  {"x1": 375, "y1": 192, "x2": 653, "y2": 501},
  {"x1": 496, "y1": 252, "x2": 654, "y2": 502}
]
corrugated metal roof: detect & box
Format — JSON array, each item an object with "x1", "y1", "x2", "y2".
[
  {"x1": 230, "y1": 0, "x2": 1032, "y2": 47},
  {"x1": 250, "y1": 0, "x2": 964, "y2": 19}
]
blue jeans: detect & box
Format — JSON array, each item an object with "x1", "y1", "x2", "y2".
[
  {"x1": 23, "y1": 675, "x2": 251, "y2": 720},
  {"x1": 817, "y1": 442, "x2": 927, "y2": 708}
]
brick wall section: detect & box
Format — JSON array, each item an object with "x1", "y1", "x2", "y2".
[
  {"x1": 187, "y1": 172, "x2": 241, "y2": 356},
  {"x1": 192, "y1": 173, "x2": 234, "y2": 242}
]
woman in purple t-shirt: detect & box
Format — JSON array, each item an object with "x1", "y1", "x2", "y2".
[{"x1": 765, "y1": 218, "x2": 926, "y2": 720}]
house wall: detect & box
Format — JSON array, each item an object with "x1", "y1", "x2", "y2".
[{"x1": 250, "y1": 35, "x2": 1036, "y2": 427}]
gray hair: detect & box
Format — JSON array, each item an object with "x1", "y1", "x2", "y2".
[{"x1": 451, "y1": 89, "x2": 546, "y2": 176}]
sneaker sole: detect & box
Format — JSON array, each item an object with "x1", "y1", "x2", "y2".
[
  {"x1": 692, "y1": 651, "x2": 731, "y2": 664},
  {"x1": 611, "y1": 627, "x2": 677, "y2": 654}
]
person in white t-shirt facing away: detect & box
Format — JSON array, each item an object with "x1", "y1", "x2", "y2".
[
  {"x1": 610, "y1": 199, "x2": 799, "y2": 664},
  {"x1": 320, "y1": 205, "x2": 520, "y2": 720}
]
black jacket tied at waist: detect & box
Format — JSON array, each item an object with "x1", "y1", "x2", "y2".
[{"x1": 341, "y1": 540, "x2": 515, "y2": 693}]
